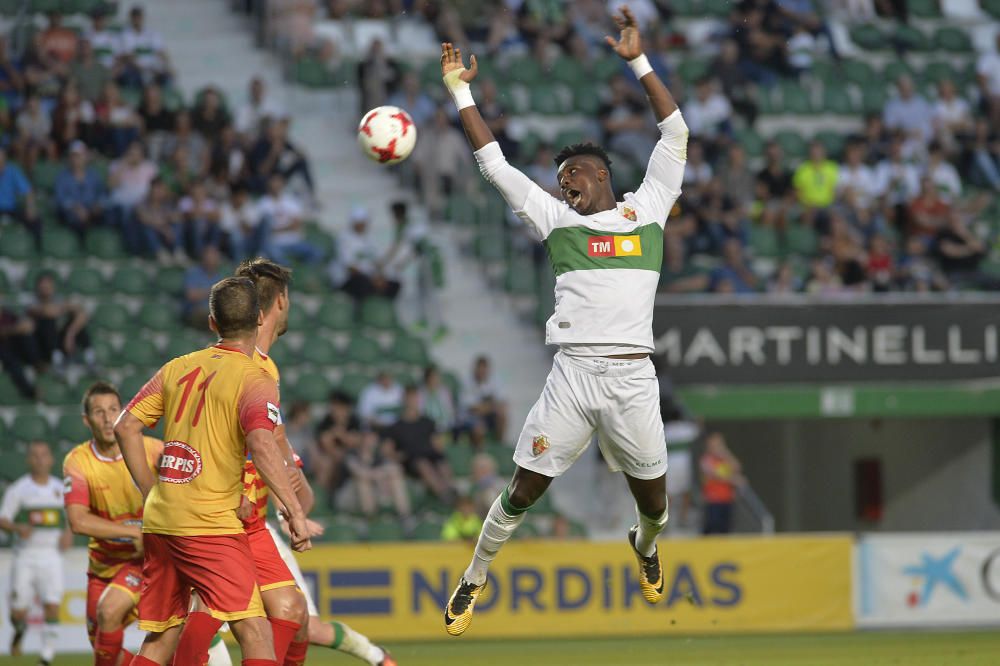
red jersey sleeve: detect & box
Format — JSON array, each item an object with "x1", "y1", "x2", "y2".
[
  {"x1": 126, "y1": 367, "x2": 166, "y2": 428},
  {"x1": 238, "y1": 369, "x2": 279, "y2": 434},
  {"x1": 62, "y1": 454, "x2": 90, "y2": 507}
]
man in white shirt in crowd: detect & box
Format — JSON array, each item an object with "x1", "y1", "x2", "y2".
[
  {"x1": 882, "y1": 75, "x2": 933, "y2": 145},
  {"x1": 85, "y1": 8, "x2": 120, "y2": 70},
  {"x1": 462, "y1": 355, "x2": 508, "y2": 448},
  {"x1": 977, "y1": 32, "x2": 1000, "y2": 126},
  {"x1": 0, "y1": 441, "x2": 71, "y2": 664},
  {"x1": 235, "y1": 76, "x2": 284, "y2": 139},
  {"x1": 257, "y1": 173, "x2": 322, "y2": 264},
  {"x1": 357, "y1": 371, "x2": 405, "y2": 430},
  {"x1": 682, "y1": 77, "x2": 732, "y2": 147},
  {"x1": 120, "y1": 5, "x2": 171, "y2": 85},
  {"x1": 330, "y1": 205, "x2": 400, "y2": 302},
  {"x1": 220, "y1": 184, "x2": 266, "y2": 259}
]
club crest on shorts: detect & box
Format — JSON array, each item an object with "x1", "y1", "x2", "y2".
[
  {"x1": 125, "y1": 572, "x2": 141, "y2": 588},
  {"x1": 531, "y1": 435, "x2": 549, "y2": 457}
]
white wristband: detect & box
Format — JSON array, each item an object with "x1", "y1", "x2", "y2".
[
  {"x1": 628, "y1": 53, "x2": 653, "y2": 80},
  {"x1": 444, "y1": 70, "x2": 476, "y2": 110}
]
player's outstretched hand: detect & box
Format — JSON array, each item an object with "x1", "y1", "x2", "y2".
[
  {"x1": 288, "y1": 514, "x2": 313, "y2": 552},
  {"x1": 605, "y1": 5, "x2": 643, "y2": 61},
  {"x1": 440, "y1": 42, "x2": 477, "y2": 83}
]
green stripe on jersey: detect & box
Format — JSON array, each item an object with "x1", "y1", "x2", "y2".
[
  {"x1": 15, "y1": 507, "x2": 65, "y2": 528},
  {"x1": 543, "y1": 223, "x2": 663, "y2": 276}
]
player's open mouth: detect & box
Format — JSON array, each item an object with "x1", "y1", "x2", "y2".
[{"x1": 564, "y1": 189, "x2": 581, "y2": 207}]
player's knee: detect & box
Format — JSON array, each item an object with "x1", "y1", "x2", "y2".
[
  {"x1": 95, "y1": 600, "x2": 123, "y2": 631},
  {"x1": 508, "y1": 481, "x2": 542, "y2": 509},
  {"x1": 267, "y1": 587, "x2": 307, "y2": 624},
  {"x1": 639, "y1": 495, "x2": 668, "y2": 521}
]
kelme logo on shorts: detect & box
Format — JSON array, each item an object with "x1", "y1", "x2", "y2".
[
  {"x1": 159, "y1": 441, "x2": 203, "y2": 484},
  {"x1": 587, "y1": 235, "x2": 642, "y2": 257},
  {"x1": 532, "y1": 435, "x2": 549, "y2": 457}
]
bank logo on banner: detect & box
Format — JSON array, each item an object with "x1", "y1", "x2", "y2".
[{"x1": 902, "y1": 548, "x2": 967, "y2": 607}]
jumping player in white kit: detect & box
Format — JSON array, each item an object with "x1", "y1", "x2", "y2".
[
  {"x1": 440, "y1": 6, "x2": 688, "y2": 635},
  {"x1": 0, "y1": 440, "x2": 71, "y2": 663}
]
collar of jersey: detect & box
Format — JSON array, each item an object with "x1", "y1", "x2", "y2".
[{"x1": 90, "y1": 440, "x2": 122, "y2": 462}]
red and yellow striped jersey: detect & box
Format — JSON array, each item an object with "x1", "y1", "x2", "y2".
[
  {"x1": 126, "y1": 344, "x2": 279, "y2": 536},
  {"x1": 63, "y1": 437, "x2": 163, "y2": 579},
  {"x1": 242, "y1": 348, "x2": 281, "y2": 534}
]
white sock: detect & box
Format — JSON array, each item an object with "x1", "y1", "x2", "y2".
[
  {"x1": 635, "y1": 500, "x2": 669, "y2": 558},
  {"x1": 207, "y1": 632, "x2": 233, "y2": 666},
  {"x1": 463, "y1": 487, "x2": 528, "y2": 586},
  {"x1": 330, "y1": 621, "x2": 384, "y2": 665},
  {"x1": 41, "y1": 620, "x2": 57, "y2": 661}
]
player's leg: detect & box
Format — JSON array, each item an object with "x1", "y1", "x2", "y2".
[
  {"x1": 207, "y1": 632, "x2": 233, "y2": 666},
  {"x1": 9, "y1": 552, "x2": 30, "y2": 656},
  {"x1": 130, "y1": 625, "x2": 183, "y2": 666},
  {"x1": 446, "y1": 353, "x2": 596, "y2": 635},
  {"x1": 134, "y1": 534, "x2": 192, "y2": 665},
  {"x1": 228, "y1": 615, "x2": 277, "y2": 663},
  {"x1": 249, "y1": 528, "x2": 305, "y2": 662},
  {"x1": 36, "y1": 550, "x2": 64, "y2": 665},
  {"x1": 94, "y1": 580, "x2": 141, "y2": 666},
  {"x1": 304, "y1": 619, "x2": 394, "y2": 666}
]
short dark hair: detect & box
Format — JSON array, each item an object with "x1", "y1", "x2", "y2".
[
  {"x1": 554, "y1": 143, "x2": 613, "y2": 175},
  {"x1": 82, "y1": 381, "x2": 121, "y2": 414},
  {"x1": 235, "y1": 257, "x2": 292, "y2": 313},
  {"x1": 209, "y1": 277, "x2": 260, "y2": 338}
]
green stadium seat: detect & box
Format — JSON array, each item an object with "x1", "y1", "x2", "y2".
[
  {"x1": 316, "y1": 298, "x2": 354, "y2": 331},
  {"x1": 44, "y1": 226, "x2": 81, "y2": 260},
  {"x1": 139, "y1": 301, "x2": 176, "y2": 330},
  {"x1": 29, "y1": 0, "x2": 61, "y2": 13},
  {"x1": 31, "y1": 160, "x2": 61, "y2": 192},
  {"x1": 735, "y1": 128, "x2": 764, "y2": 159},
  {"x1": 11, "y1": 410, "x2": 52, "y2": 444},
  {"x1": 592, "y1": 55, "x2": 621, "y2": 82},
  {"x1": 670, "y1": 0, "x2": 696, "y2": 16},
  {"x1": 85, "y1": 228, "x2": 126, "y2": 260},
  {"x1": 89, "y1": 337, "x2": 116, "y2": 367},
  {"x1": 778, "y1": 81, "x2": 813, "y2": 115},
  {"x1": 504, "y1": 56, "x2": 542, "y2": 86},
  {"x1": 703, "y1": 0, "x2": 733, "y2": 17},
  {"x1": 445, "y1": 445, "x2": 473, "y2": 477},
  {"x1": 0, "y1": 268, "x2": 8, "y2": 291},
  {"x1": 0, "y1": 0, "x2": 18, "y2": 16},
  {"x1": 303, "y1": 226, "x2": 335, "y2": 261},
  {"x1": 91, "y1": 302, "x2": 132, "y2": 332},
  {"x1": 572, "y1": 86, "x2": 601, "y2": 116},
  {"x1": 66, "y1": 265, "x2": 106, "y2": 297},
  {"x1": 933, "y1": 27, "x2": 972, "y2": 53},
  {"x1": 55, "y1": 412, "x2": 87, "y2": 444},
  {"x1": 0, "y1": 443, "x2": 28, "y2": 481},
  {"x1": 860, "y1": 84, "x2": 888, "y2": 114},
  {"x1": 299, "y1": 335, "x2": 339, "y2": 365},
  {"x1": 344, "y1": 335, "x2": 382, "y2": 365},
  {"x1": 22, "y1": 266, "x2": 58, "y2": 292},
  {"x1": 786, "y1": 224, "x2": 818, "y2": 256},
  {"x1": 849, "y1": 24, "x2": 884, "y2": 50},
  {"x1": 337, "y1": 372, "x2": 371, "y2": 400},
  {"x1": 505, "y1": 255, "x2": 537, "y2": 295},
  {"x1": 319, "y1": 519, "x2": 359, "y2": 543},
  {"x1": 292, "y1": 263, "x2": 327, "y2": 294},
  {"x1": 894, "y1": 25, "x2": 931, "y2": 52},
  {"x1": 292, "y1": 58, "x2": 331, "y2": 88},
  {"x1": 366, "y1": 518, "x2": 404, "y2": 542},
  {"x1": 0, "y1": 374, "x2": 29, "y2": 406},
  {"x1": 359, "y1": 298, "x2": 397, "y2": 330},
  {"x1": 774, "y1": 130, "x2": 808, "y2": 162},
  {"x1": 551, "y1": 56, "x2": 585, "y2": 87},
  {"x1": 287, "y1": 304, "x2": 310, "y2": 331},
  {"x1": 985, "y1": 0, "x2": 1000, "y2": 18},
  {"x1": 37, "y1": 375, "x2": 75, "y2": 406},
  {"x1": 530, "y1": 84, "x2": 569, "y2": 115},
  {"x1": 155, "y1": 266, "x2": 186, "y2": 296},
  {"x1": 881, "y1": 60, "x2": 915, "y2": 84},
  {"x1": 113, "y1": 265, "x2": 150, "y2": 297},
  {"x1": 289, "y1": 372, "x2": 330, "y2": 403},
  {"x1": 840, "y1": 60, "x2": 876, "y2": 86},
  {"x1": 814, "y1": 130, "x2": 846, "y2": 160},
  {"x1": 445, "y1": 193, "x2": 478, "y2": 226},
  {"x1": 0, "y1": 225, "x2": 36, "y2": 260},
  {"x1": 120, "y1": 338, "x2": 161, "y2": 367},
  {"x1": 750, "y1": 225, "x2": 780, "y2": 259},
  {"x1": 412, "y1": 519, "x2": 443, "y2": 541},
  {"x1": 163, "y1": 330, "x2": 210, "y2": 360},
  {"x1": 118, "y1": 373, "x2": 151, "y2": 402},
  {"x1": 907, "y1": 0, "x2": 940, "y2": 17},
  {"x1": 389, "y1": 334, "x2": 428, "y2": 366},
  {"x1": 822, "y1": 85, "x2": 856, "y2": 115},
  {"x1": 922, "y1": 61, "x2": 957, "y2": 85},
  {"x1": 553, "y1": 129, "x2": 587, "y2": 151}
]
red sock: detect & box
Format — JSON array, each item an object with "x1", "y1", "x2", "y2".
[
  {"x1": 174, "y1": 611, "x2": 223, "y2": 666},
  {"x1": 268, "y1": 618, "x2": 301, "y2": 664},
  {"x1": 128, "y1": 657, "x2": 160, "y2": 666},
  {"x1": 119, "y1": 649, "x2": 136, "y2": 665},
  {"x1": 283, "y1": 640, "x2": 309, "y2": 666},
  {"x1": 94, "y1": 627, "x2": 124, "y2": 666},
  {"x1": 242, "y1": 661, "x2": 278, "y2": 666}
]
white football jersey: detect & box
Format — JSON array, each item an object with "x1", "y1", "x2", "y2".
[{"x1": 0, "y1": 475, "x2": 65, "y2": 551}]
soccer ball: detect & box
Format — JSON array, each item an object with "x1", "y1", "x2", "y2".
[{"x1": 357, "y1": 105, "x2": 417, "y2": 165}]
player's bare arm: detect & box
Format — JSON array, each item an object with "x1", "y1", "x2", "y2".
[
  {"x1": 440, "y1": 42, "x2": 494, "y2": 150},
  {"x1": 115, "y1": 411, "x2": 157, "y2": 499},
  {"x1": 275, "y1": 424, "x2": 315, "y2": 514},
  {"x1": 65, "y1": 503, "x2": 141, "y2": 541},
  {"x1": 605, "y1": 6, "x2": 677, "y2": 122},
  {"x1": 246, "y1": 428, "x2": 311, "y2": 552}
]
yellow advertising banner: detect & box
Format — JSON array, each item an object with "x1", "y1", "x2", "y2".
[{"x1": 294, "y1": 534, "x2": 853, "y2": 640}]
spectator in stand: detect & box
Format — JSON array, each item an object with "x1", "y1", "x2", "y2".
[
  {"x1": 682, "y1": 77, "x2": 733, "y2": 154},
  {"x1": 419, "y1": 365, "x2": 456, "y2": 434},
  {"x1": 933, "y1": 212, "x2": 996, "y2": 290},
  {"x1": 39, "y1": 12, "x2": 79, "y2": 65},
  {"x1": 344, "y1": 430, "x2": 413, "y2": 528},
  {"x1": 235, "y1": 76, "x2": 282, "y2": 139},
  {"x1": 463, "y1": 356, "x2": 508, "y2": 447},
  {"x1": 908, "y1": 176, "x2": 951, "y2": 240},
  {"x1": 0, "y1": 303, "x2": 40, "y2": 399},
  {"x1": 866, "y1": 234, "x2": 894, "y2": 292},
  {"x1": 874, "y1": 138, "x2": 920, "y2": 232},
  {"x1": 51, "y1": 81, "x2": 96, "y2": 155},
  {"x1": 312, "y1": 390, "x2": 362, "y2": 507},
  {"x1": 70, "y1": 40, "x2": 110, "y2": 105},
  {"x1": 210, "y1": 125, "x2": 249, "y2": 188},
  {"x1": 386, "y1": 71, "x2": 435, "y2": 128},
  {"x1": 107, "y1": 139, "x2": 155, "y2": 229},
  {"x1": 898, "y1": 235, "x2": 946, "y2": 292},
  {"x1": 257, "y1": 173, "x2": 321, "y2": 264},
  {"x1": 357, "y1": 371, "x2": 404, "y2": 430},
  {"x1": 976, "y1": 32, "x2": 1000, "y2": 127},
  {"x1": 0, "y1": 36, "x2": 23, "y2": 109},
  {"x1": 0, "y1": 147, "x2": 40, "y2": 247},
  {"x1": 730, "y1": 5, "x2": 788, "y2": 85},
  {"x1": 219, "y1": 184, "x2": 265, "y2": 259},
  {"x1": 120, "y1": 5, "x2": 172, "y2": 86},
  {"x1": 793, "y1": 140, "x2": 838, "y2": 230},
  {"x1": 356, "y1": 38, "x2": 399, "y2": 115},
  {"x1": 923, "y1": 142, "x2": 961, "y2": 204},
  {"x1": 806, "y1": 255, "x2": 845, "y2": 295},
  {"x1": 14, "y1": 94, "x2": 54, "y2": 169},
  {"x1": 179, "y1": 181, "x2": 223, "y2": 259},
  {"x1": 712, "y1": 39, "x2": 758, "y2": 128},
  {"x1": 331, "y1": 205, "x2": 398, "y2": 301},
  {"x1": 710, "y1": 239, "x2": 758, "y2": 294},
  {"x1": 838, "y1": 140, "x2": 878, "y2": 218},
  {"x1": 182, "y1": 245, "x2": 223, "y2": 327},
  {"x1": 138, "y1": 83, "x2": 177, "y2": 162},
  {"x1": 931, "y1": 79, "x2": 972, "y2": 153},
  {"x1": 861, "y1": 113, "x2": 890, "y2": 165},
  {"x1": 248, "y1": 115, "x2": 315, "y2": 202},
  {"x1": 525, "y1": 145, "x2": 561, "y2": 196},
  {"x1": 55, "y1": 141, "x2": 105, "y2": 238},
  {"x1": 383, "y1": 386, "x2": 456, "y2": 505},
  {"x1": 768, "y1": 262, "x2": 800, "y2": 293},
  {"x1": 682, "y1": 139, "x2": 713, "y2": 197},
  {"x1": 191, "y1": 86, "x2": 231, "y2": 138},
  {"x1": 660, "y1": 230, "x2": 709, "y2": 293},
  {"x1": 96, "y1": 82, "x2": 141, "y2": 157},
  {"x1": 882, "y1": 75, "x2": 933, "y2": 146},
  {"x1": 600, "y1": 74, "x2": 652, "y2": 164},
  {"x1": 700, "y1": 431, "x2": 745, "y2": 535},
  {"x1": 414, "y1": 107, "x2": 470, "y2": 221},
  {"x1": 441, "y1": 496, "x2": 483, "y2": 542},
  {"x1": 716, "y1": 143, "x2": 755, "y2": 209},
  {"x1": 381, "y1": 200, "x2": 443, "y2": 333},
  {"x1": 469, "y1": 453, "x2": 506, "y2": 518},
  {"x1": 473, "y1": 78, "x2": 517, "y2": 158},
  {"x1": 970, "y1": 118, "x2": 1000, "y2": 192},
  {"x1": 129, "y1": 176, "x2": 184, "y2": 263},
  {"x1": 26, "y1": 272, "x2": 94, "y2": 375},
  {"x1": 162, "y1": 110, "x2": 209, "y2": 177},
  {"x1": 23, "y1": 30, "x2": 64, "y2": 105},
  {"x1": 85, "y1": 9, "x2": 121, "y2": 71},
  {"x1": 828, "y1": 215, "x2": 868, "y2": 291},
  {"x1": 282, "y1": 401, "x2": 312, "y2": 459}
]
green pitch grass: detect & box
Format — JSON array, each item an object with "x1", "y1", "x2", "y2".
[{"x1": 9, "y1": 631, "x2": 1000, "y2": 665}]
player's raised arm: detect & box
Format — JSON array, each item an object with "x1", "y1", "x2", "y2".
[
  {"x1": 441, "y1": 43, "x2": 493, "y2": 150},
  {"x1": 605, "y1": 6, "x2": 677, "y2": 122},
  {"x1": 607, "y1": 5, "x2": 687, "y2": 224}
]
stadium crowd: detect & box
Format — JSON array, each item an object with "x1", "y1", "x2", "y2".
[{"x1": 272, "y1": 0, "x2": 1000, "y2": 296}]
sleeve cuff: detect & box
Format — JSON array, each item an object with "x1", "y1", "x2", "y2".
[{"x1": 473, "y1": 141, "x2": 503, "y2": 163}]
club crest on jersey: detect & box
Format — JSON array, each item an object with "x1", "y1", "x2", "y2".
[
  {"x1": 622, "y1": 206, "x2": 637, "y2": 221},
  {"x1": 267, "y1": 402, "x2": 280, "y2": 424},
  {"x1": 159, "y1": 441, "x2": 203, "y2": 484},
  {"x1": 531, "y1": 435, "x2": 549, "y2": 457},
  {"x1": 587, "y1": 235, "x2": 642, "y2": 257}
]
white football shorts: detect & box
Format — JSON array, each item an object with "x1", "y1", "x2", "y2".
[
  {"x1": 267, "y1": 521, "x2": 318, "y2": 617},
  {"x1": 513, "y1": 351, "x2": 668, "y2": 480},
  {"x1": 9, "y1": 548, "x2": 63, "y2": 609}
]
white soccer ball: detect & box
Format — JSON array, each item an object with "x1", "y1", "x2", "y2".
[{"x1": 357, "y1": 105, "x2": 417, "y2": 165}]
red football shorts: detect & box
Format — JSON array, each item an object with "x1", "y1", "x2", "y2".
[
  {"x1": 137, "y1": 533, "x2": 264, "y2": 632},
  {"x1": 247, "y1": 527, "x2": 296, "y2": 592},
  {"x1": 85, "y1": 563, "x2": 143, "y2": 643}
]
